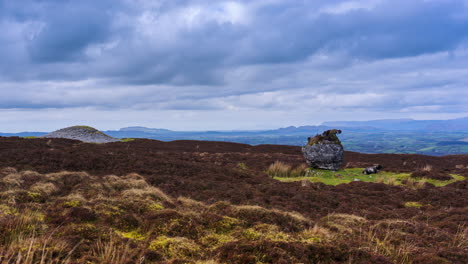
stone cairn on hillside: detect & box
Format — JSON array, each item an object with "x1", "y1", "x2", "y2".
[
  {"x1": 302, "y1": 129, "x2": 344, "y2": 171},
  {"x1": 42, "y1": 126, "x2": 120, "y2": 143}
]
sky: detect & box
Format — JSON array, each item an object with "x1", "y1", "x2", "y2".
[{"x1": 1, "y1": 0, "x2": 468, "y2": 132}]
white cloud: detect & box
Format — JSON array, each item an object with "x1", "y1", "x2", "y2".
[{"x1": 320, "y1": 0, "x2": 382, "y2": 14}]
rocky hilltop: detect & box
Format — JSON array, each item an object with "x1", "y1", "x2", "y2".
[{"x1": 42, "y1": 126, "x2": 119, "y2": 143}]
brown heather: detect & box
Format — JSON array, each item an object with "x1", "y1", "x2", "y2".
[
  {"x1": 0, "y1": 168, "x2": 466, "y2": 263},
  {"x1": 0, "y1": 137, "x2": 466, "y2": 263}
]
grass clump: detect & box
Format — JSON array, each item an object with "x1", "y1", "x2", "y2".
[
  {"x1": 90, "y1": 234, "x2": 141, "y2": 264},
  {"x1": 266, "y1": 162, "x2": 308, "y2": 178},
  {"x1": 266, "y1": 161, "x2": 291, "y2": 177}
]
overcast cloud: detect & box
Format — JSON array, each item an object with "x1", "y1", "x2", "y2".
[{"x1": 1, "y1": 0, "x2": 467, "y2": 132}]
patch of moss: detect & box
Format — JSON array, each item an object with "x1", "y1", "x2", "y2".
[
  {"x1": 99, "y1": 204, "x2": 125, "y2": 217},
  {"x1": 237, "y1": 163, "x2": 248, "y2": 170},
  {"x1": 62, "y1": 223, "x2": 100, "y2": 240},
  {"x1": 29, "y1": 211, "x2": 46, "y2": 222},
  {"x1": 115, "y1": 230, "x2": 147, "y2": 241},
  {"x1": 120, "y1": 138, "x2": 136, "y2": 142},
  {"x1": 22, "y1": 136, "x2": 37, "y2": 139},
  {"x1": 147, "y1": 202, "x2": 164, "y2": 211},
  {"x1": 300, "y1": 230, "x2": 323, "y2": 244},
  {"x1": 211, "y1": 216, "x2": 239, "y2": 234},
  {"x1": 63, "y1": 200, "x2": 82, "y2": 208},
  {"x1": 27, "y1": 192, "x2": 43, "y2": 202},
  {"x1": 0, "y1": 204, "x2": 18, "y2": 216},
  {"x1": 200, "y1": 233, "x2": 234, "y2": 249},
  {"x1": 241, "y1": 228, "x2": 261, "y2": 240},
  {"x1": 404, "y1": 202, "x2": 423, "y2": 208},
  {"x1": 148, "y1": 236, "x2": 200, "y2": 259}
]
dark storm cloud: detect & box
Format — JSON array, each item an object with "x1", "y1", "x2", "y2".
[
  {"x1": 0, "y1": 0, "x2": 467, "y2": 118},
  {"x1": 28, "y1": 3, "x2": 113, "y2": 62}
]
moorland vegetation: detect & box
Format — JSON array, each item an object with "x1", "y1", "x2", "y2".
[{"x1": 0, "y1": 137, "x2": 466, "y2": 263}]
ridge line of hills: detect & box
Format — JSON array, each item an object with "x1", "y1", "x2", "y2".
[
  {"x1": 0, "y1": 117, "x2": 467, "y2": 156},
  {"x1": 3, "y1": 117, "x2": 468, "y2": 135}
]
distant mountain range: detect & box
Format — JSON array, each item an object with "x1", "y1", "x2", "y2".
[
  {"x1": 323, "y1": 117, "x2": 468, "y2": 131},
  {"x1": 1, "y1": 117, "x2": 467, "y2": 156}
]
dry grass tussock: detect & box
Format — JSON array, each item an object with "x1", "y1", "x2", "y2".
[
  {"x1": 266, "y1": 161, "x2": 308, "y2": 177},
  {"x1": 234, "y1": 204, "x2": 308, "y2": 223},
  {"x1": 122, "y1": 187, "x2": 172, "y2": 203},
  {"x1": 359, "y1": 225, "x2": 416, "y2": 263},
  {"x1": 320, "y1": 214, "x2": 368, "y2": 234},
  {"x1": 44, "y1": 171, "x2": 90, "y2": 185},
  {"x1": 176, "y1": 197, "x2": 206, "y2": 211},
  {"x1": 266, "y1": 161, "x2": 291, "y2": 177},
  {"x1": 29, "y1": 182, "x2": 57, "y2": 196},
  {"x1": 103, "y1": 173, "x2": 149, "y2": 191},
  {"x1": 0, "y1": 210, "x2": 76, "y2": 264},
  {"x1": 404, "y1": 177, "x2": 426, "y2": 190},
  {"x1": 91, "y1": 234, "x2": 144, "y2": 264}
]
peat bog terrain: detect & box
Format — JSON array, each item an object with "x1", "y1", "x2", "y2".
[{"x1": 0, "y1": 137, "x2": 467, "y2": 263}]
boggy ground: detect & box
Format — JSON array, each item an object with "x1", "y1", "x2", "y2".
[{"x1": 0, "y1": 137, "x2": 467, "y2": 263}]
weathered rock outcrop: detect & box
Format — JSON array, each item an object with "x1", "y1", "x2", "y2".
[
  {"x1": 302, "y1": 129, "x2": 344, "y2": 170},
  {"x1": 42, "y1": 126, "x2": 119, "y2": 143}
]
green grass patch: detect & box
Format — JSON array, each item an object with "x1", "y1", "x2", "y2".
[
  {"x1": 22, "y1": 136, "x2": 37, "y2": 139},
  {"x1": 120, "y1": 138, "x2": 136, "y2": 142},
  {"x1": 418, "y1": 174, "x2": 466, "y2": 187},
  {"x1": 274, "y1": 168, "x2": 465, "y2": 186},
  {"x1": 404, "y1": 202, "x2": 423, "y2": 208}
]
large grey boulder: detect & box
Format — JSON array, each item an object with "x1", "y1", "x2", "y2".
[{"x1": 302, "y1": 129, "x2": 344, "y2": 171}]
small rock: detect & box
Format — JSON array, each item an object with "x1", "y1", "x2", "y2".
[{"x1": 362, "y1": 165, "x2": 383, "y2": 175}]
